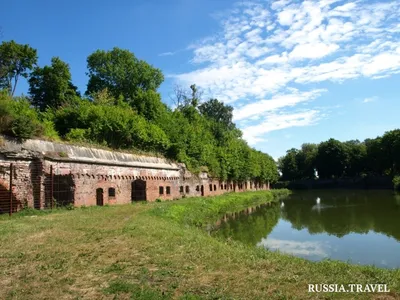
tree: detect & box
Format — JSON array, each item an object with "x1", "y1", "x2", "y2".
[
  {"x1": 343, "y1": 140, "x2": 366, "y2": 177},
  {"x1": 0, "y1": 40, "x2": 37, "y2": 96},
  {"x1": 28, "y1": 57, "x2": 79, "y2": 111},
  {"x1": 380, "y1": 130, "x2": 400, "y2": 176},
  {"x1": 278, "y1": 149, "x2": 301, "y2": 181},
  {"x1": 296, "y1": 143, "x2": 318, "y2": 179},
  {"x1": 199, "y1": 98, "x2": 235, "y2": 130},
  {"x1": 315, "y1": 139, "x2": 348, "y2": 179},
  {"x1": 86, "y1": 47, "x2": 163, "y2": 100},
  {"x1": 365, "y1": 137, "x2": 384, "y2": 175}
]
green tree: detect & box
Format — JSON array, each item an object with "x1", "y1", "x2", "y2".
[
  {"x1": 199, "y1": 98, "x2": 235, "y2": 130},
  {"x1": 0, "y1": 40, "x2": 37, "y2": 96},
  {"x1": 28, "y1": 57, "x2": 79, "y2": 111},
  {"x1": 343, "y1": 140, "x2": 367, "y2": 177},
  {"x1": 365, "y1": 137, "x2": 384, "y2": 175},
  {"x1": 380, "y1": 130, "x2": 400, "y2": 176},
  {"x1": 278, "y1": 149, "x2": 301, "y2": 181},
  {"x1": 86, "y1": 47, "x2": 164, "y2": 120},
  {"x1": 296, "y1": 143, "x2": 318, "y2": 179},
  {"x1": 316, "y1": 139, "x2": 348, "y2": 179}
]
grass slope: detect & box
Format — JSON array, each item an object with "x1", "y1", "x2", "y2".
[{"x1": 0, "y1": 190, "x2": 399, "y2": 299}]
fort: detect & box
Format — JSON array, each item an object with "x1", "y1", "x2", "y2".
[{"x1": 0, "y1": 136, "x2": 269, "y2": 213}]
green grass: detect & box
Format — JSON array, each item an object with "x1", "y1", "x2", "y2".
[
  {"x1": 0, "y1": 190, "x2": 399, "y2": 299},
  {"x1": 150, "y1": 189, "x2": 290, "y2": 227}
]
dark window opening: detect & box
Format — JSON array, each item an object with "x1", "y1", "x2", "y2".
[
  {"x1": 159, "y1": 186, "x2": 164, "y2": 195},
  {"x1": 131, "y1": 179, "x2": 146, "y2": 201},
  {"x1": 0, "y1": 183, "x2": 19, "y2": 214},
  {"x1": 209, "y1": 184, "x2": 212, "y2": 191},
  {"x1": 179, "y1": 186, "x2": 184, "y2": 193},
  {"x1": 220, "y1": 185, "x2": 223, "y2": 190},
  {"x1": 224, "y1": 184, "x2": 227, "y2": 190},
  {"x1": 214, "y1": 184, "x2": 216, "y2": 191},
  {"x1": 196, "y1": 185, "x2": 200, "y2": 191},
  {"x1": 96, "y1": 188, "x2": 103, "y2": 206},
  {"x1": 185, "y1": 186, "x2": 190, "y2": 193},
  {"x1": 166, "y1": 186, "x2": 171, "y2": 195},
  {"x1": 108, "y1": 187, "x2": 116, "y2": 197},
  {"x1": 46, "y1": 174, "x2": 75, "y2": 207}
]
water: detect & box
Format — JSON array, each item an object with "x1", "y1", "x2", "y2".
[{"x1": 213, "y1": 190, "x2": 400, "y2": 268}]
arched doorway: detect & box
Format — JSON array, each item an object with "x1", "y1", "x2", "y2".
[
  {"x1": 96, "y1": 188, "x2": 104, "y2": 206},
  {"x1": 131, "y1": 179, "x2": 146, "y2": 201}
]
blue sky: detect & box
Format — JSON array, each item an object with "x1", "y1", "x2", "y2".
[{"x1": 2, "y1": 0, "x2": 400, "y2": 159}]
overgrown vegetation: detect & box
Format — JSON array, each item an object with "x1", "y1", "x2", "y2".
[
  {"x1": 0, "y1": 191, "x2": 399, "y2": 299},
  {"x1": 0, "y1": 40, "x2": 278, "y2": 183},
  {"x1": 278, "y1": 133, "x2": 400, "y2": 189},
  {"x1": 393, "y1": 175, "x2": 400, "y2": 191}
]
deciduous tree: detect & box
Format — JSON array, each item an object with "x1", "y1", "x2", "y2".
[
  {"x1": 28, "y1": 57, "x2": 79, "y2": 111},
  {"x1": 0, "y1": 40, "x2": 37, "y2": 96}
]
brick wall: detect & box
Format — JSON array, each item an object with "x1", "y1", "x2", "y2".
[{"x1": 0, "y1": 154, "x2": 270, "y2": 212}]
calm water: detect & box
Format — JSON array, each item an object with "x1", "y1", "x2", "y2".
[{"x1": 213, "y1": 190, "x2": 400, "y2": 268}]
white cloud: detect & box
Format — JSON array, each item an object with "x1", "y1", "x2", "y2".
[
  {"x1": 242, "y1": 110, "x2": 321, "y2": 145},
  {"x1": 289, "y1": 43, "x2": 339, "y2": 60},
  {"x1": 257, "y1": 238, "x2": 330, "y2": 258},
  {"x1": 170, "y1": 0, "x2": 400, "y2": 144},
  {"x1": 278, "y1": 9, "x2": 295, "y2": 26},
  {"x1": 363, "y1": 97, "x2": 378, "y2": 103},
  {"x1": 233, "y1": 89, "x2": 325, "y2": 121}
]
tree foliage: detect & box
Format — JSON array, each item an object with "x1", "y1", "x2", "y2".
[
  {"x1": 0, "y1": 40, "x2": 37, "y2": 96},
  {"x1": 0, "y1": 41, "x2": 282, "y2": 184},
  {"x1": 86, "y1": 47, "x2": 165, "y2": 119},
  {"x1": 0, "y1": 91, "x2": 43, "y2": 140},
  {"x1": 278, "y1": 131, "x2": 400, "y2": 181},
  {"x1": 28, "y1": 57, "x2": 80, "y2": 111}
]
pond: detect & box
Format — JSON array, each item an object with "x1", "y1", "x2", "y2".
[{"x1": 212, "y1": 190, "x2": 400, "y2": 268}]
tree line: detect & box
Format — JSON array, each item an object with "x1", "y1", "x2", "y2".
[
  {"x1": 278, "y1": 131, "x2": 400, "y2": 183},
  {"x1": 0, "y1": 40, "x2": 278, "y2": 184}
]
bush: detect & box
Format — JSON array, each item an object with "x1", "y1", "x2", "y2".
[
  {"x1": 65, "y1": 128, "x2": 87, "y2": 142},
  {"x1": 41, "y1": 119, "x2": 60, "y2": 141},
  {"x1": 0, "y1": 91, "x2": 12, "y2": 132},
  {"x1": 393, "y1": 175, "x2": 400, "y2": 191},
  {"x1": 0, "y1": 94, "x2": 43, "y2": 140},
  {"x1": 53, "y1": 100, "x2": 170, "y2": 153}
]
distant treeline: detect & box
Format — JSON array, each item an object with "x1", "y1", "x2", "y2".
[
  {"x1": 0, "y1": 40, "x2": 278, "y2": 183},
  {"x1": 277, "y1": 131, "x2": 400, "y2": 189}
]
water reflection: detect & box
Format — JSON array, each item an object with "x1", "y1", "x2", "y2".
[
  {"x1": 213, "y1": 190, "x2": 400, "y2": 268},
  {"x1": 258, "y1": 238, "x2": 330, "y2": 259}
]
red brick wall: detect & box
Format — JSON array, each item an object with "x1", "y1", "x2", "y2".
[{"x1": 0, "y1": 156, "x2": 271, "y2": 211}]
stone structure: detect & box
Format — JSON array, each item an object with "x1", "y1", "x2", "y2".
[{"x1": 0, "y1": 137, "x2": 269, "y2": 212}]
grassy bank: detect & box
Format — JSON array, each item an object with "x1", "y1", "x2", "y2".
[
  {"x1": 150, "y1": 189, "x2": 290, "y2": 227},
  {"x1": 0, "y1": 190, "x2": 399, "y2": 299}
]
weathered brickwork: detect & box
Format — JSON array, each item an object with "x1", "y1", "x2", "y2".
[{"x1": 0, "y1": 138, "x2": 270, "y2": 212}]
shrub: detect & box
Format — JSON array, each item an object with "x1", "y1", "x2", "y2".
[
  {"x1": 53, "y1": 100, "x2": 170, "y2": 153},
  {"x1": 8, "y1": 97, "x2": 43, "y2": 140},
  {"x1": 393, "y1": 175, "x2": 400, "y2": 191},
  {"x1": 41, "y1": 119, "x2": 60, "y2": 141},
  {"x1": 65, "y1": 128, "x2": 87, "y2": 142}
]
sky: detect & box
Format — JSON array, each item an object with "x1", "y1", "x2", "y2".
[{"x1": 2, "y1": 0, "x2": 400, "y2": 160}]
